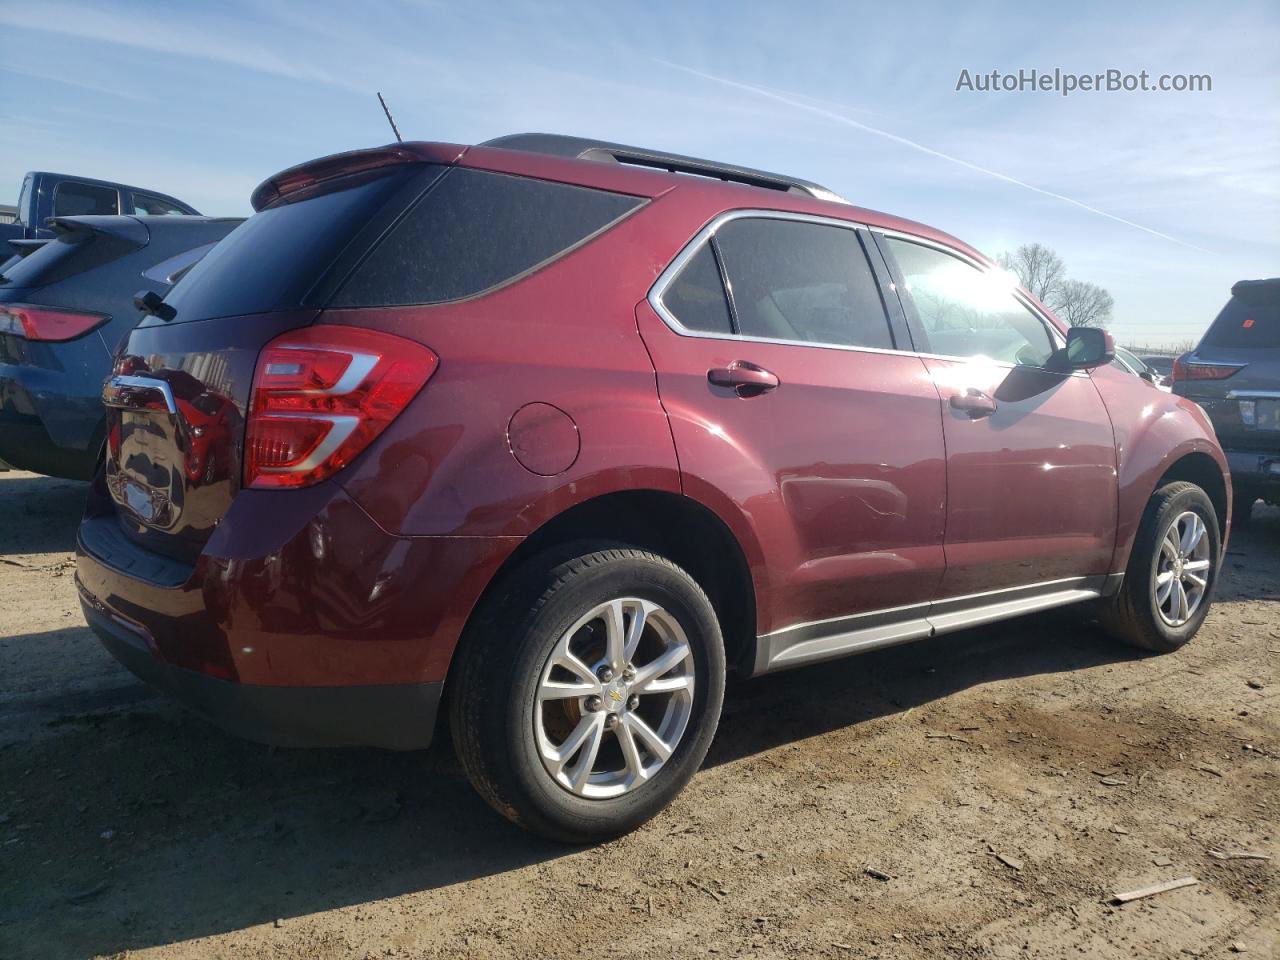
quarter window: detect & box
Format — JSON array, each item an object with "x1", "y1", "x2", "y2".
[
  {"x1": 332, "y1": 169, "x2": 643, "y2": 307},
  {"x1": 53, "y1": 181, "x2": 119, "y2": 217},
  {"x1": 884, "y1": 237, "x2": 1056, "y2": 366},
  {"x1": 712, "y1": 218, "x2": 893, "y2": 349},
  {"x1": 662, "y1": 244, "x2": 732, "y2": 334}
]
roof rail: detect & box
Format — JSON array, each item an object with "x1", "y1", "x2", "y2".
[{"x1": 482, "y1": 133, "x2": 848, "y2": 204}]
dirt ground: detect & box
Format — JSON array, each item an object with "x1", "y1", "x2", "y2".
[{"x1": 0, "y1": 468, "x2": 1275, "y2": 960}]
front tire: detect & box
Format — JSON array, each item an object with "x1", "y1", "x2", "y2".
[
  {"x1": 450, "y1": 547, "x2": 725, "y2": 843},
  {"x1": 1099, "y1": 481, "x2": 1221, "y2": 653}
]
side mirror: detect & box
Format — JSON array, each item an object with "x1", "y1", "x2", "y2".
[{"x1": 1064, "y1": 327, "x2": 1114, "y2": 369}]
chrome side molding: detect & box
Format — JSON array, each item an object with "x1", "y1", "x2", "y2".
[{"x1": 752, "y1": 573, "x2": 1124, "y2": 675}]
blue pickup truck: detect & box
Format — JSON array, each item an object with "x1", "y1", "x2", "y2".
[{"x1": 1, "y1": 172, "x2": 199, "y2": 258}]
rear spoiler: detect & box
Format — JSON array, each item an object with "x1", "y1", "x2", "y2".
[
  {"x1": 7, "y1": 238, "x2": 48, "y2": 259},
  {"x1": 250, "y1": 142, "x2": 467, "y2": 211},
  {"x1": 49, "y1": 216, "x2": 149, "y2": 246}
]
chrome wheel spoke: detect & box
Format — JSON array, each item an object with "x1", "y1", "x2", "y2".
[
  {"x1": 1156, "y1": 577, "x2": 1174, "y2": 606},
  {"x1": 1183, "y1": 559, "x2": 1210, "y2": 574},
  {"x1": 624, "y1": 712, "x2": 673, "y2": 762},
  {"x1": 640, "y1": 674, "x2": 693, "y2": 696},
  {"x1": 1173, "y1": 578, "x2": 1189, "y2": 623},
  {"x1": 568, "y1": 716, "x2": 606, "y2": 792},
  {"x1": 554, "y1": 714, "x2": 602, "y2": 773},
  {"x1": 633, "y1": 642, "x2": 691, "y2": 693},
  {"x1": 538, "y1": 679, "x2": 596, "y2": 702},
  {"x1": 616, "y1": 719, "x2": 648, "y2": 783},
  {"x1": 624, "y1": 599, "x2": 658, "y2": 664},
  {"x1": 602, "y1": 599, "x2": 628, "y2": 672},
  {"x1": 1180, "y1": 514, "x2": 1205, "y2": 554}
]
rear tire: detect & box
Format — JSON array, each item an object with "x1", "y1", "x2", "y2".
[
  {"x1": 450, "y1": 546, "x2": 725, "y2": 843},
  {"x1": 1099, "y1": 481, "x2": 1221, "y2": 653}
]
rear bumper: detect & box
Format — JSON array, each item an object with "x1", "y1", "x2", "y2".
[
  {"x1": 83, "y1": 596, "x2": 443, "y2": 749},
  {"x1": 1225, "y1": 448, "x2": 1280, "y2": 492},
  {"x1": 0, "y1": 356, "x2": 105, "y2": 479},
  {"x1": 75, "y1": 478, "x2": 521, "y2": 750}
]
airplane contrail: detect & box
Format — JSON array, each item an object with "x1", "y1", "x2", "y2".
[{"x1": 659, "y1": 60, "x2": 1211, "y2": 254}]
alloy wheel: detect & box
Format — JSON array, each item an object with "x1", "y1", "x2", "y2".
[
  {"x1": 1152, "y1": 510, "x2": 1212, "y2": 627},
  {"x1": 534, "y1": 598, "x2": 695, "y2": 799}
]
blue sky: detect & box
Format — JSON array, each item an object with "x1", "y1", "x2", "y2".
[{"x1": 1, "y1": 0, "x2": 1276, "y2": 347}]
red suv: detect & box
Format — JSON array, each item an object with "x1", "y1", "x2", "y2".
[{"x1": 78, "y1": 134, "x2": 1230, "y2": 841}]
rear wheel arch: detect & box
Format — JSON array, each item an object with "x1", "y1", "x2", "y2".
[{"x1": 444, "y1": 489, "x2": 759, "y2": 695}]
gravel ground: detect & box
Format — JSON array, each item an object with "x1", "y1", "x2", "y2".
[{"x1": 0, "y1": 469, "x2": 1276, "y2": 960}]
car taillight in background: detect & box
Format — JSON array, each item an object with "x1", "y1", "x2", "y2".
[
  {"x1": 245, "y1": 325, "x2": 438, "y2": 489},
  {"x1": 0, "y1": 304, "x2": 107, "y2": 341},
  {"x1": 1171, "y1": 354, "x2": 1246, "y2": 383}
]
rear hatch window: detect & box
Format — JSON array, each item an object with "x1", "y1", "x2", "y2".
[
  {"x1": 159, "y1": 167, "x2": 432, "y2": 323},
  {"x1": 1202, "y1": 285, "x2": 1280, "y2": 349},
  {"x1": 156, "y1": 163, "x2": 645, "y2": 323}
]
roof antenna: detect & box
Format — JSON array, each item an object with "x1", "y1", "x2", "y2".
[{"x1": 377, "y1": 92, "x2": 403, "y2": 143}]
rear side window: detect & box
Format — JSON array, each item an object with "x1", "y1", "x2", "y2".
[
  {"x1": 162, "y1": 167, "x2": 423, "y2": 322},
  {"x1": 662, "y1": 244, "x2": 733, "y2": 334},
  {"x1": 53, "y1": 181, "x2": 119, "y2": 217},
  {"x1": 712, "y1": 218, "x2": 893, "y2": 349},
  {"x1": 1202, "y1": 289, "x2": 1280, "y2": 349},
  {"x1": 331, "y1": 169, "x2": 643, "y2": 307},
  {"x1": 133, "y1": 193, "x2": 187, "y2": 216}
]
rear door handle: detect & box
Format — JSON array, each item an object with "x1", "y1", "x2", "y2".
[
  {"x1": 708, "y1": 361, "x2": 779, "y2": 397},
  {"x1": 949, "y1": 387, "x2": 996, "y2": 419}
]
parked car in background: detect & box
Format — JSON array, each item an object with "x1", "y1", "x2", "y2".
[
  {"x1": 1113, "y1": 346, "x2": 1171, "y2": 390},
  {"x1": 1173, "y1": 278, "x2": 1280, "y2": 523},
  {"x1": 1142, "y1": 354, "x2": 1175, "y2": 379},
  {"x1": 78, "y1": 135, "x2": 1230, "y2": 842},
  {"x1": 0, "y1": 172, "x2": 199, "y2": 261},
  {"x1": 0, "y1": 215, "x2": 241, "y2": 479}
]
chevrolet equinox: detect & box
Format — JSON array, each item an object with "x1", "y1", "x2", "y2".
[{"x1": 78, "y1": 134, "x2": 1231, "y2": 841}]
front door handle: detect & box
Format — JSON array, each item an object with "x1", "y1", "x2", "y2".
[
  {"x1": 949, "y1": 387, "x2": 996, "y2": 419},
  {"x1": 708, "y1": 361, "x2": 779, "y2": 397}
]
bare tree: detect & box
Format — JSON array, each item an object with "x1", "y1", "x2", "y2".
[
  {"x1": 997, "y1": 243, "x2": 1065, "y2": 304},
  {"x1": 1054, "y1": 279, "x2": 1114, "y2": 328}
]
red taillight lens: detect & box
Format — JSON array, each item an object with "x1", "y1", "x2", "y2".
[
  {"x1": 245, "y1": 325, "x2": 438, "y2": 489},
  {"x1": 1171, "y1": 355, "x2": 1245, "y2": 383},
  {"x1": 0, "y1": 303, "x2": 107, "y2": 341}
]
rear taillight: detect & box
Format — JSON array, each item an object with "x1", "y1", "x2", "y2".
[
  {"x1": 245, "y1": 325, "x2": 438, "y2": 489},
  {"x1": 0, "y1": 303, "x2": 107, "y2": 341},
  {"x1": 1171, "y1": 355, "x2": 1246, "y2": 383}
]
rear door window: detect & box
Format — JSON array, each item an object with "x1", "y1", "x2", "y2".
[
  {"x1": 1202, "y1": 291, "x2": 1280, "y2": 349},
  {"x1": 53, "y1": 180, "x2": 119, "y2": 217},
  {"x1": 330, "y1": 169, "x2": 644, "y2": 307},
  {"x1": 711, "y1": 217, "x2": 894, "y2": 349}
]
